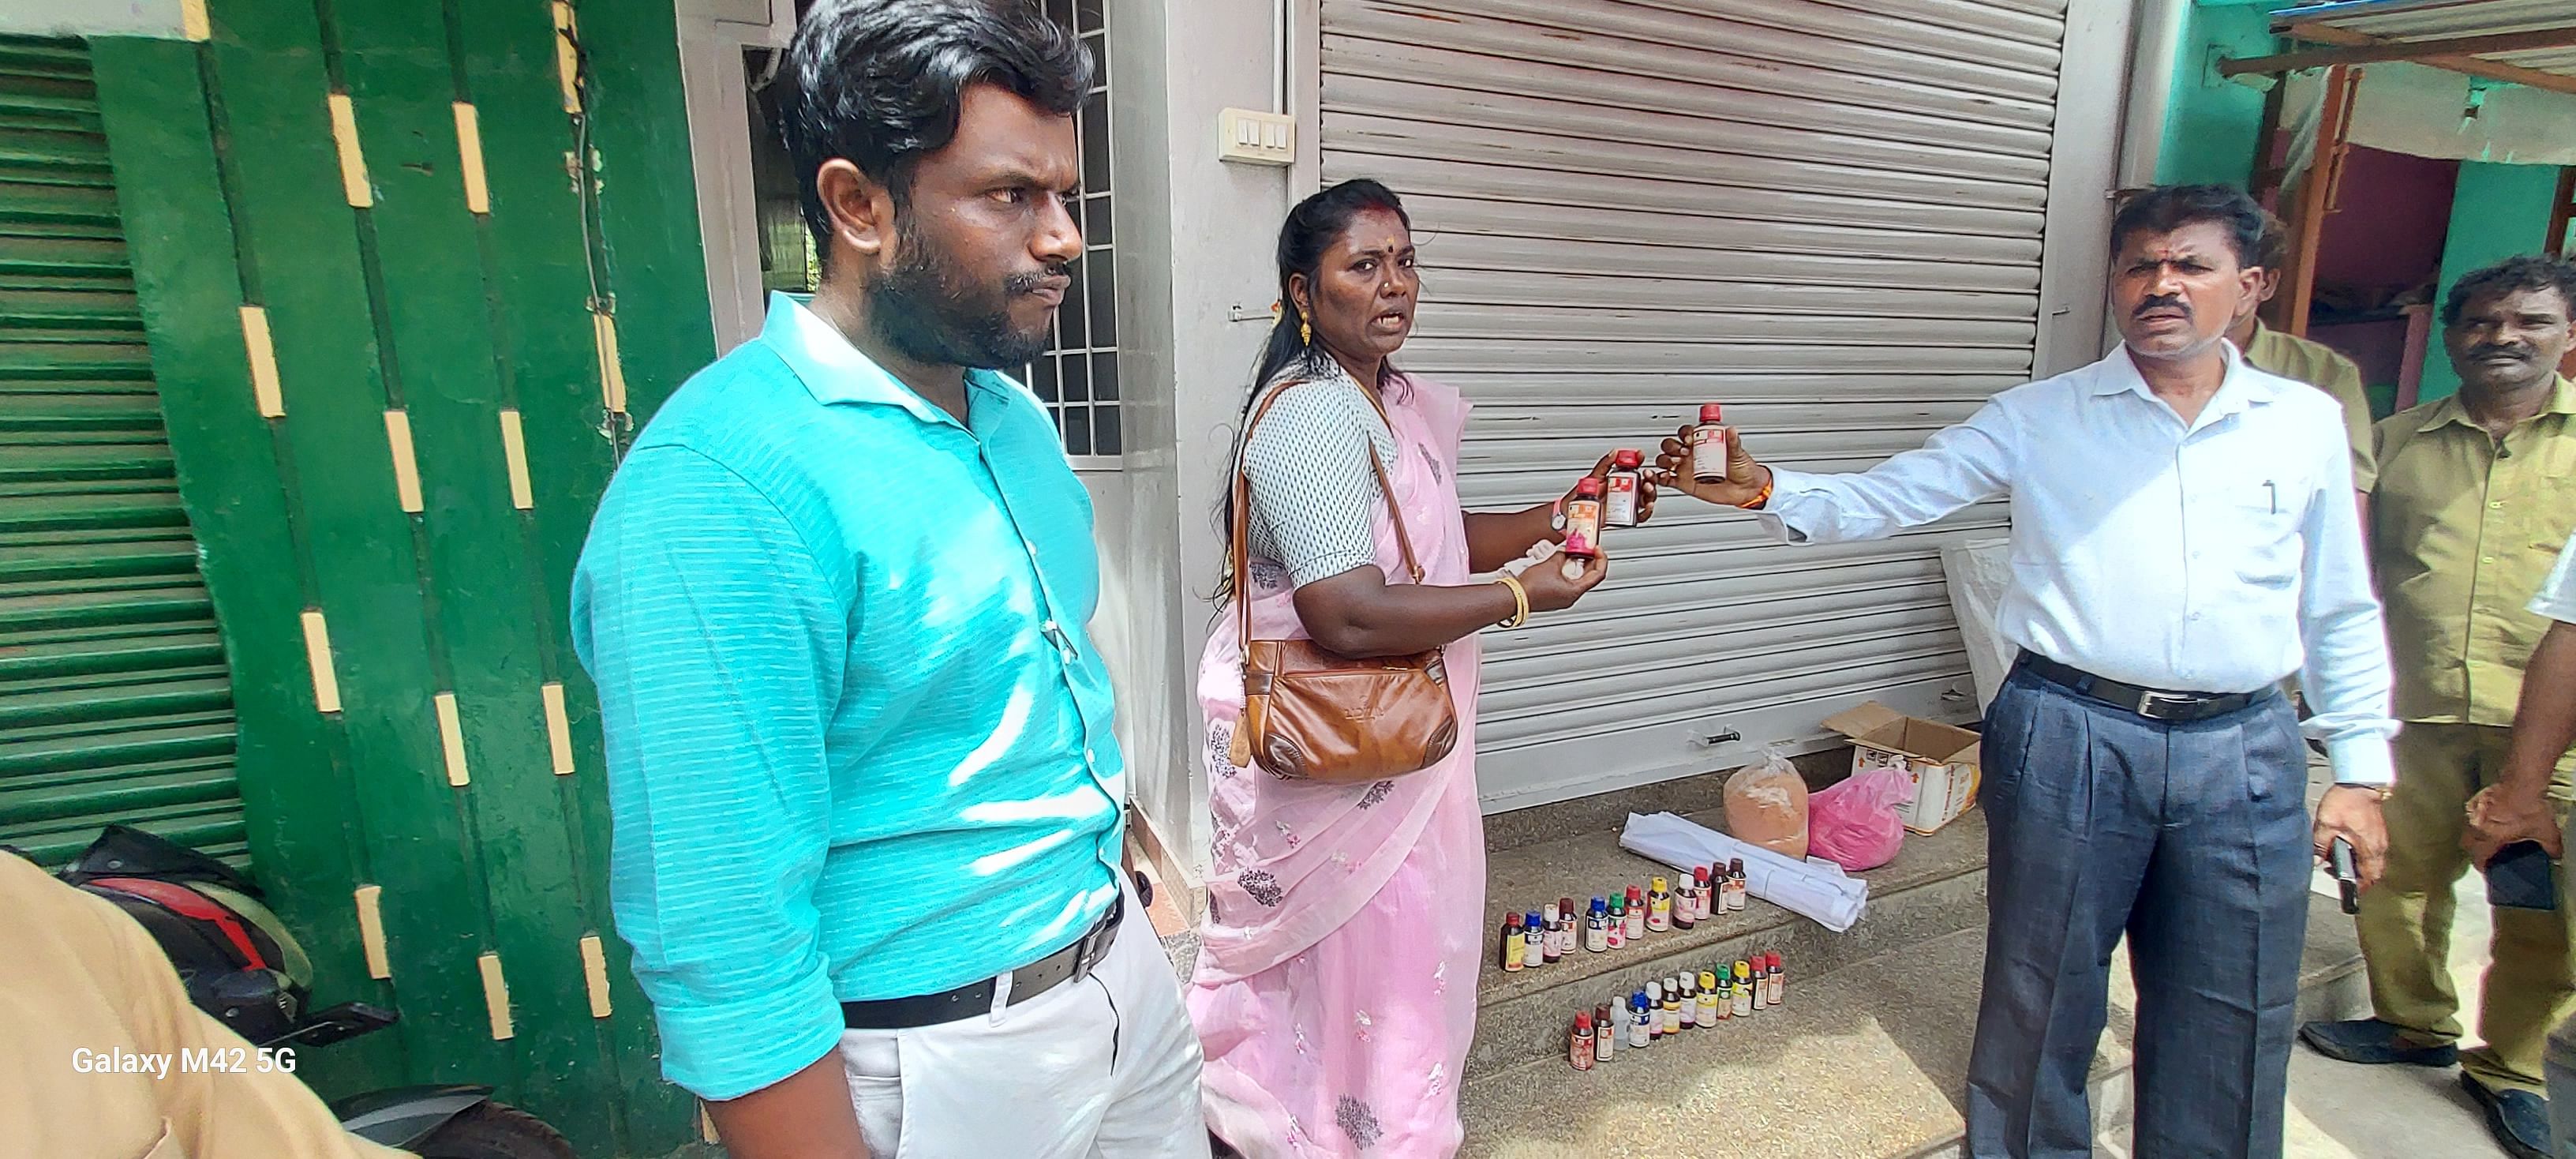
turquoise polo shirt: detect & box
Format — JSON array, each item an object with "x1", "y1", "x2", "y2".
[{"x1": 571, "y1": 293, "x2": 1124, "y2": 1101}]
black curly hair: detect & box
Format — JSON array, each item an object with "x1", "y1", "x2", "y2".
[
  {"x1": 780, "y1": 0, "x2": 1093, "y2": 257},
  {"x1": 2110, "y1": 184, "x2": 2267, "y2": 269},
  {"x1": 2442, "y1": 254, "x2": 2576, "y2": 327}
]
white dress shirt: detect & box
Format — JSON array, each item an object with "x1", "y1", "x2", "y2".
[
  {"x1": 2534, "y1": 535, "x2": 2576, "y2": 625},
  {"x1": 1762, "y1": 343, "x2": 2398, "y2": 785}
]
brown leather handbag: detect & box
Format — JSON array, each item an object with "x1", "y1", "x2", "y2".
[{"x1": 1222, "y1": 382, "x2": 1460, "y2": 784}]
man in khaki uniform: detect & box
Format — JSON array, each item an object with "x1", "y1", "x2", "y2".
[
  {"x1": 2233, "y1": 213, "x2": 2379, "y2": 497},
  {"x1": 0, "y1": 851, "x2": 402, "y2": 1158},
  {"x1": 2301, "y1": 254, "x2": 2576, "y2": 1159}
]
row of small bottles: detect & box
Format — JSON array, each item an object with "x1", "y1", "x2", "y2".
[
  {"x1": 1499, "y1": 861, "x2": 1749, "y2": 974},
  {"x1": 1570, "y1": 953, "x2": 1787, "y2": 1071}
]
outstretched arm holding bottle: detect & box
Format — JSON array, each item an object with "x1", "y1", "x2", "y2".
[{"x1": 1651, "y1": 403, "x2": 2015, "y2": 541}]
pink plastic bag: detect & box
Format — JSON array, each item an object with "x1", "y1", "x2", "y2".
[{"x1": 1807, "y1": 767, "x2": 1915, "y2": 871}]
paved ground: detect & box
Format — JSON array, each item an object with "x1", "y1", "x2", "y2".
[
  {"x1": 2282, "y1": 868, "x2": 2509, "y2": 1159},
  {"x1": 1148, "y1": 759, "x2": 2531, "y2": 1159}
]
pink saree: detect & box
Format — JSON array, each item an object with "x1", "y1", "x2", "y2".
[{"x1": 1190, "y1": 372, "x2": 1487, "y2": 1158}]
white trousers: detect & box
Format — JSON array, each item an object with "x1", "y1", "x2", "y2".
[{"x1": 838, "y1": 881, "x2": 1210, "y2": 1159}]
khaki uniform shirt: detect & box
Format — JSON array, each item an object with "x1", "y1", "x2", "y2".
[
  {"x1": 0, "y1": 853, "x2": 404, "y2": 1159},
  {"x1": 2245, "y1": 321, "x2": 2379, "y2": 491},
  {"x1": 2369, "y1": 376, "x2": 2576, "y2": 725}
]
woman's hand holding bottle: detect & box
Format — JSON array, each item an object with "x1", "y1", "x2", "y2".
[
  {"x1": 1515, "y1": 543, "x2": 1608, "y2": 613},
  {"x1": 1571, "y1": 451, "x2": 1658, "y2": 527}
]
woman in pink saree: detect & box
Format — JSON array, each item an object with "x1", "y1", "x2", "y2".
[{"x1": 1190, "y1": 181, "x2": 1646, "y2": 1157}]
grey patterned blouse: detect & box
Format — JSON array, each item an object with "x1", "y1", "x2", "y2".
[{"x1": 1239, "y1": 362, "x2": 1401, "y2": 588}]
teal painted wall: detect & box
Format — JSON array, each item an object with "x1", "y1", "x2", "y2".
[
  {"x1": 2418, "y1": 162, "x2": 2565, "y2": 403},
  {"x1": 2156, "y1": 2, "x2": 2278, "y2": 189},
  {"x1": 88, "y1": 0, "x2": 713, "y2": 1153}
]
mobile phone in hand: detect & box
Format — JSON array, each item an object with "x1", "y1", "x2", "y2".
[
  {"x1": 2485, "y1": 842, "x2": 2558, "y2": 911},
  {"x1": 2327, "y1": 838, "x2": 2360, "y2": 915}
]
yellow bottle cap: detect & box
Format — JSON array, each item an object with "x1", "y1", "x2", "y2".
[
  {"x1": 1652, "y1": 876, "x2": 1668, "y2": 892},
  {"x1": 1735, "y1": 961, "x2": 1752, "y2": 979},
  {"x1": 1699, "y1": 970, "x2": 1718, "y2": 988}
]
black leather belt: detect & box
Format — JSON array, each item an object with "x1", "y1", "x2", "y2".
[
  {"x1": 841, "y1": 895, "x2": 1123, "y2": 1030},
  {"x1": 2018, "y1": 654, "x2": 2267, "y2": 722}
]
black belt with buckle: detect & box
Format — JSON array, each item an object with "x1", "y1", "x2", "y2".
[
  {"x1": 2019, "y1": 654, "x2": 2267, "y2": 722},
  {"x1": 841, "y1": 894, "x2": 1123, "y2": 1030}
]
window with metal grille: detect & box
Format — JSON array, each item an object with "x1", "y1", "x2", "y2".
[
  {"x1": 750, "y1": 0, "x2": 1120, "y2": 463},
  {"x1": 1022, "y1": 0, "x2": 1120, "y2": 463}
]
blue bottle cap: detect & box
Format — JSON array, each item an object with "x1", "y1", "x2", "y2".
[{"x1": 1525, "y1": 911, "x2": 1541, "y2": 926}]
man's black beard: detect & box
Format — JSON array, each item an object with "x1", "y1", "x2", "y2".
[{"x1": 867, "y1": 226, "x2": 1059, "y2": 370}]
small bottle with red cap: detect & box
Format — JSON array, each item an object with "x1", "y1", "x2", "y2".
[
  {"x1": 1571, "y1": 1011, "x2": 1596, "y2": 1071},
  {"x1": 1690, "y1": 403, "x2": 1732, "y2": 485},
  {"x1": 1563, "y1": 476, "x2": 1604, "y2": 568},
  {"x1": 1604, "y1": 448, "x2": 1645, "y2": 527}
]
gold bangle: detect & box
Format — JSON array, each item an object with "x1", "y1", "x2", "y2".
[{"x1": 1493, "y1": 574, "x2": 1530, "y2": 628}]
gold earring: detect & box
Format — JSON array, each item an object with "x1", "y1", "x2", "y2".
[{"x1": 1300, "y1": 318, "x2": 1312, "y2": 346}]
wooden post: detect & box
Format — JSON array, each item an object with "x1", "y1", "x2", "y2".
[
  {"x1": 2249, "y1": 80, "x2": 2290, "y2": 204},
  {"x1": 2398, "y1": 303, "x2": 2432, "y2": 414},
  {"x1": 2276, "y1": 65, "x2": 2361, "y2": 337},
  {"x1": 2558, "y1": 169, "x2": 2576, "y2": 380},
  {"x1": 2550, "y1": 167, "x2": 2574, "y2": 258}
]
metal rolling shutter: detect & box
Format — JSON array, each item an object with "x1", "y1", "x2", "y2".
[
  {"x1": 1320, "y1": 0, "x2": 2064, "y2": 810},
  {"x1": 0, "y1": 37, "x2": 245, "y2": 864}
]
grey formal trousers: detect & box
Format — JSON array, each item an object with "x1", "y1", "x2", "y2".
[{"x1": 1965, "y1": 661, "x2": 2312, "y2": 1159}]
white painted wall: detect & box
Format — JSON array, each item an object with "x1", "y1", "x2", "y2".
[
  {"x1": 5, "y1": 0, "x2": 184, "y2": 37},
  {"x1": 1106, "y1": 0, "x2": 1294, "y2": 879},
  {"x1": 1074, "y1": 467, "x2": 1188, "y2": 865},
  {"x1": 674, "y1": 2, "x2": 795, "y2": 355}
]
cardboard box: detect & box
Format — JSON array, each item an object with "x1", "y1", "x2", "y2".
[{"x1": 1821, "y1": 701, "x2": 1983, "y2": 835}]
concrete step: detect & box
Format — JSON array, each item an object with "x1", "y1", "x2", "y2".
[
  {"x1": 1469, "y1": 801, "x2": 1988, "y2": 1076},
  {"x1": 1454, "y1": 890, "x2": 2368, "y2": 1159}
]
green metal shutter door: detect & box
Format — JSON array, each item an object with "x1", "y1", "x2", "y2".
[{"x1": 0, "y1": 37, "x2": 245, "y2": 865}]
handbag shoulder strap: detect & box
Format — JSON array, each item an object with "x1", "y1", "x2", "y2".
[
  {"x1": 1231, "y1": 377, "x2": 1428, "y2": 650},
  {"x1": 1350, "y1": 381, "x2": 1426, "y2": 583}
]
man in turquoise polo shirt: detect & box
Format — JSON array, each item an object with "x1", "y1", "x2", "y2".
[{"x1": 570, "y1": 3, "x2": 1205, "y2": 1156}]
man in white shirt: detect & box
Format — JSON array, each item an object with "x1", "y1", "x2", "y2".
[
  {"x1": 2466, "y1": 533, "x2": 2576, "y2": 1158},
  {"x1": 1659, "y1": 185, "x2": 2395, "y2": 1159}
]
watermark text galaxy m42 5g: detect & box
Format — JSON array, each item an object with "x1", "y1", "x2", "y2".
[{"x1": 70, "y1": 1046, "x2": 297, "y2": 1080}]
